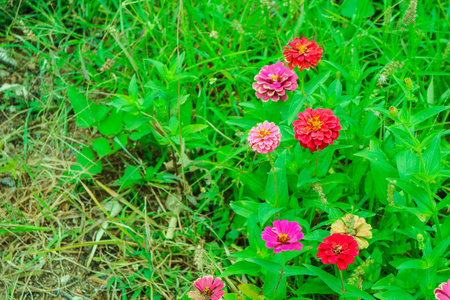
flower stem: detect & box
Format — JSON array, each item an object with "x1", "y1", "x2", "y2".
[
  {"x1": 273, "y1": 252, "x2": 285, "y2": 298},
  {"x1": 268, "y1": 154, "x2": 278, "y2": 207},
  {"x1": 301, "y1": 74, "x2": 305, "y2": 96},
  {"x1": 339, "y1": 269, "x2": 346, "y2": 297},
  {"x1": 313, "y1": 148, "x2": 320, "y2": 178}
]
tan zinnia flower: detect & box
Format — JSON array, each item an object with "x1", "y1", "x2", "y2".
[{"x1": 330, "y1": 214, "x2": 373, "y2": 249}]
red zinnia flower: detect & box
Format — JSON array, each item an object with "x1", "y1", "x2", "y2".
[
  {"x1": 316, "y1": 233, "x2": 359, "y2": 271},
  {"x1": 292, "y1": 108, "x2": 341, "y2": 152},
  {"x1": 282, "y1": 37, "x2": 323, "y2": 71}
]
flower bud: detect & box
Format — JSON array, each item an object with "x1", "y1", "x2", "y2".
[
  {"x1": 389, "y1": 106, "x2": 399, "y2": 118},
  {"x1": 417, "y1": 233, "x2": 424, "y2": 242},
  {"x1": 405, "y1": 78, "x2": 414, "y2": 90}
]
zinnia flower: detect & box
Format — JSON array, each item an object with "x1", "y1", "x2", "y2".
[
  {"x1": 330, "y1": 214, "x2": 373, "y2": 249},
  {"x1": 261, "y1": 220, "x2": 304, "y2": 253},
  {"x1": 292, "y1": 108, "x2": 341, "y2": 152},
  {"x1": 435, "y1": 279, "x2": 450, "y2": 300},
  {"x1": 247, "y1": 121, "x2": 281, "y2": 154},
  {"x1": 252, "y1": 62, "x2": 298, "y2": 102},
  {"x1": 188, "y1": 276, "x2": 225, "y2": 300},
  {"x1": 316, "y1": 233, "x2": 359, "y2": 271},
  {"x1": 282, "y1": 37, "x2": 323, "y2": 71}
]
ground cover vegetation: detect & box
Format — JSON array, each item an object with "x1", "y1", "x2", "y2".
[{"x1": 0, "y1": 0, "x2": 449, "y2": 299}]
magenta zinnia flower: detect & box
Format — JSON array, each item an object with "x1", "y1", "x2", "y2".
[
  {"x1": 435, "y1": 279, "x2": 450, "y2": 300},
  {"x1": 252, "y1": 62, "x2": 298, "y2": 102},
  {"x1": 282, "y1": 37, "x2": 323, "y2": 71},
  {"x1": 247, "y1": 121, "x2": 281, "y2": 154},
  {"x1": 316, "y1": 233, "x2": 359, "y2": 271},
  {"x1": 188, "y1": 276, "x2": 225, "y2": 300},
  {"x1": 292, "y1": 108, "x2": 341, "y2": 152},
  {"x1": 261, "y1": 220, "x2": 304, "y2": 253}
]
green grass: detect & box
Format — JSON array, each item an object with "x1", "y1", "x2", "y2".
[{"x1": 0, "y1": 0, "x2": 449, "y2": 299}]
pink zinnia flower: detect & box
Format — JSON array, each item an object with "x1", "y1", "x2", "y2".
[
  {"x1": 282, "y1": 37, "x2": 323, "y2": 71},
  {"x1": 435, "y1": 279, "x2": 450, "y2": 300},
  {"x1": 292, "y1": 108, "x2": 341, "y2": 152},
  {"x1": 316, "y1": 233, "x2": 359, "y2": 271},
  {"x1": 188, "y1": 276, "x2": 225, "y2": 300},
  {"x1": 252, "y1": 62, "x2": 298, "y2": 102},
  {"x1": 261, "y1": 220, "x2": 304, "y2": 253},
  {"x1": 247, "y1": 121, "x2": 281, "y2": 154}
]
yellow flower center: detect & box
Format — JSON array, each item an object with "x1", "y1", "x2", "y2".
[
  {"x1": 305, "y1": 116, "x2": 324, "y2": 132},
  {"x1": 333, "y1": 245, "x2": 343, "y2": 255},
  {"x1": 277, "y1": 233, "x2": 290, "y2": 244},
  {"x1": 296, "y1": 43, "x2": 308, "y2": 55},
  {"x1": 202, "y1": 287, "x2": 213, "y2": 297},
  {"x1": 258, "y1": 128, "x2": 271, "y2": 139}
]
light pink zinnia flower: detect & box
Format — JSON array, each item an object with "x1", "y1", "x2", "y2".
[
  {"x1": 261, "y1": 220, "x2": 304, "y2": 253},
  {"x1": 188, "y1": 276, "x2": 225, "y2": 300},
  {"x1": 252, "y1": 62, "x2": 298, "y2": 102},
  {"x1": 247, "y1": 121, "x2": 281, "y2": 154},
  {"x1": 435, "y1": 279, "x2": 450, "y2": 300}
]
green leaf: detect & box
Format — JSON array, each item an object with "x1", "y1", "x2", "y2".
[
  {"x1": 287, "y1": 93, "x2": 307, "y2": 124},
  {"x1": 427, "y1": 77, "x2": 434, "y2": 104},
  {"x1": 374, "y1": 290, "x2": 414, "y2": 300},
  {"x1": 387, "y1": 127, "x2": 418, "y2": 149},
  {"x1": 68, "y1": 86, "x2": 95, "y2": 128},
  {"x1": 426, "y1": 236, "x2": 450, "y2": 267},
  {"x1": 115, "y1": 165, "x2": 143, "y2": 189},
  {"x1": 128, "y1": 74, "x2": 138, "y2": 100},
  {"x1": 258, "y1": 203, "x2": 283, "y2": 227},
  {"x1": 305, "y1": 264, "x2": 342, "y2": 294},
  {"x1": 98, "y1": 110, "x2": 124, "y2": 136},
  {"x1": 221, "y1": 261, "x2": 261, "y2": 277},
  {"x1": 396, "y1": 259, "x2": 427, "y2": 270},
  {"x1": 73, "y1": 146, "x2": 102, "y2": 175},
  {"x1": 92, "y1": 138, "x2": 111, "y2": 157},
  {"x1": 246, "y1": 258, "x2": 282, "y2": 272},
  {"x1": 304, "y1": 71, "x2": 331, "y2": 96},
  {"x1": 265, "y1": 150, "x2": 289, "y2": 207},
  {"x1": 421, "y1": 134, "x2": 441, "y2": 177},
  {"x1": 238, "y1": 284, "x2": 261, "y2": 300},
  {"x1": 223, "y1": 294, "x2": 238, "y2": 300},
  {"x1": 396, "y1": 150, "x2": 420, "y2": 180},
  {"x1": 395, "y1": 179, "x2": 433, "y2": 214},
  {"x1": 344, "y1": 285, "x2": 376, "y2": 300},
  {"x1": 409, "y1": 106, "x2": 450, "y2": 126},
  {"x1": 230, "y1": 201, "x2": 259, "y2": 218}
]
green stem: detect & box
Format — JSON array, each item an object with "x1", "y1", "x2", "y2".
[
  {"x1": 301, "y1": 74, "x2": 305, "y2": 96},
  {"x1": 274, "y1": 252, "x2": 285, "y2": 298},
  {"x1": 268, "y1": 154, "x2": 278, "y2": 207},
  {"x1": 313, "y1": 148, "x2": 320, "y2": 178},
  {"x1": 339, "y1": 269, "x2": 346, "y2": 298}
]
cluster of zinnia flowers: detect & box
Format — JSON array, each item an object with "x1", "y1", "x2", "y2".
[{"x1": 247, "y1": 37, "x2": 339, "y2": 155}]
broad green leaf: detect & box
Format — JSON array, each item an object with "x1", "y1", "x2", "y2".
[
  {"x1": 73, "y1": 146, "x2": 102, "y2": 175},
  {"x1": 92, "y1": 138, "x2": 111, "y2": 157},
  {"x1": 410, "y1": 106, "x2": 449, "y2": 126},
  {"x1": 387, "y1": 127, "x2": 418, "y2": 148},
  {"x1": 68, "y1": 86, "x2": 95, "y2": 127},
  {"x1": 343, "y1": 285, "x2": 376, "y2": 300},
  {"x1": 221, "y1": 261, "x2": 261, "y2": 277},
  {"x1": 98, "y1": 110, "x2": 124, "y2": 136},
  {"x1": 128, "y1": 74, "x2": 138, "y2": 101},
  {"x1": 304, "y1": 71, "x2": 331, "y2": 96},
  {"x1": 258, "y1": 203, "x2": 283, "y2": 227},
  {"x1": 230, "y1": 201, "x2": 260, "y2": 218},
  {"x1": 395, "y1": 179, "x2": 433, "y2": 214},
  {"x1": 396, "y1": 259, "x2": 427, "y2": 270},
  {"x1": 374, "y1": 290, "x2": 414, "y2": 300},
  {"x1": 421, "y1": 134, "x2": 441, "y2": 177},
  {"x1": 238, "y1": 284, "x2": 261, "y2": 300},
  {"x1": 396, "y1": 150, "x2": 420, "y2": 180},
  {"x1": 246, "y1": 258, "x2": 282, "y2": 272},
  {"x1": 305, "y1": 264, "x2": 342, "y2": 294},
  {"x1": 426, "y1": 236, "x2": 450, "y2": 267}
]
